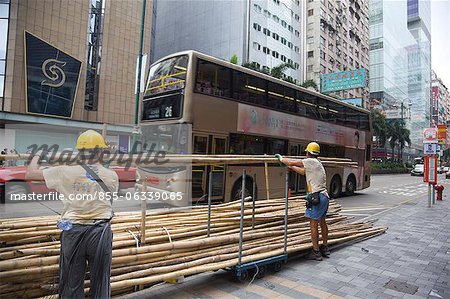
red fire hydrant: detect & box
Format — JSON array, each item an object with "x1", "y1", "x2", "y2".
[{"x1": 435, "y1": 185, "x2": 444, "y2": 201}]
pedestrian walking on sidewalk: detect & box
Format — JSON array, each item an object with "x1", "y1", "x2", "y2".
[
  {"x1": 275, "y1": 142, "x2": 330, "y2": 261},
  {"x1": 25, "y1": 130, "x2": 119, "y2": 299}
]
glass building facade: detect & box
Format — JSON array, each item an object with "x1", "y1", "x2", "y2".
[
  {"x1": 406, "y1": 0, "x2": 431, "y2": 150},
  {"x1": 369, "y1": 0, "x2": 431, "y2": 152}
]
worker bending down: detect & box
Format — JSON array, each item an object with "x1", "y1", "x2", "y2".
[
  {"x1": 276, "y1": 142, "x2": 330, "y2": 261},
  {"x1": 26, "y1": 130, "x2": 118, "y2": 298}
]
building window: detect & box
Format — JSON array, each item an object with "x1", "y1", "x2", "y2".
[
  {"x1": 281, "y1": 55, "x2": 287, "y2": 62},
  {"x1": 281, "y1": 37, "x2": 287, "y2": 45},
  {"x1": 320, "y1": 50, "x2": 325, "y2": 60},
  {"x1": 273, "y1": 15, "x2": 280, "y2": 22},
  {"x1": 307, "y1": 65, "x2": 313, "y2": 72},
  {"x1": 307, "y1": 36, "x2": 314, "y2": 44},
  {"x1": 294, "y1": 63, "x2": 299, "y2": 69},
  {"x1": 273, "y1": 0, "x2": 280, "y2": 5},
  {"x1": 288, "y1": 42, "x2": 293, "y2": 49},
  {"x1": 263, "y1": 47, "x2": 271, "y2": 54},
  {"x1": 307, "y1": 51, "x2": 314, "y2": 58},
  {"x1": 253, "y1": 42, "x2": 261, "y2": 51},
  {"x1": 295, "y1": 30, "x2": 300, "y2": 37},
  {"x1": 253, "y1": 4, "x2": 262, "y2": 12},
  {"x1": 272, "y1": 32, "x2": 280, "y2": 41},
  {"x1": 263, "y1": 28, "x2": 271, "y2": 36},
  {"x1": 263, "y1": 9, "x2": 271, "y2": 18},
  {"x1": 308, "y1": 9, "x2": 314, "y2": 16},
  {"x1": 320, "y1": 64, "x2": 326, "y2": 73},
  {"x1": 288, "y1": 25, "x2": 293, "y2": 32},
  {"x1": 281, "y1": 20, "x2": 287, "y2": 28},
  {"x1": 85, "y1": 0, "x2": 106, "y2": 111},
  {"x1": 295, "y1": 14, "x2": 300, "y2": 21},
  {"x1": 272, "y1": 51, "x2": 279, "y2": 59},
  {"x1": 0, "y1": 0, "x2": 10, "y2": 104},
  {"x1": 253, "y1": 23, "x2": 261, "y2": 31}
]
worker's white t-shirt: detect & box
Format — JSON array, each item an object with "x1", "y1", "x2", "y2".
[
  {"x1": 302, "y1": 158, "x2": 328, "y2": 196},
  {"x1": 43, "y1": 165, "x2": 119, "y2": 222}
]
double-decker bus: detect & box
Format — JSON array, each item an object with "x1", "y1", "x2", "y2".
[{"x1": 137, "y1": 50, "x2": 371, "y2": 204}]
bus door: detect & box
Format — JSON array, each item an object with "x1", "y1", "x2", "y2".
[
  {"x1": 289, "y1": 143, "x2": 307, "y2": 193},
  {"x1": 192, "y1": 134, "x2": 227, "y2": 201},
  {"x1": 209, "y1": 136, "x2": 227, "y2": 200},
  {"x1": 192, "y1": 135, "x2": 208, "y2": 199}
]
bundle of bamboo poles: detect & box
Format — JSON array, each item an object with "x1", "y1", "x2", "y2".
[
  {"x1": 0, "y1": 153, "x2": 358, "y2": 168},
  {"x1": 0, "y1": 197, "x2": 386, "y2": 299}
]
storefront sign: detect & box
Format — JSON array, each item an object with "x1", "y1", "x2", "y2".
[{"x1": 25, "y1": 31, "x2": 82, "y2": 118}]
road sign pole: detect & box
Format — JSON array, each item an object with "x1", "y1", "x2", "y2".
[
  {"x1": 432, "y1": 183, "x2": 436, "y2": 205},
  {"x1": 428, "y1": 183, "x2": 432, "y2": 208}
]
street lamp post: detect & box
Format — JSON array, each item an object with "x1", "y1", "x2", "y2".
[{"x1": 131, "y1": 0, "x2": 147, "y2": 153}]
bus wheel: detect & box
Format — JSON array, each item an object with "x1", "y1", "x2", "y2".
[
  {"x1": 231, "y1": 177, "x2": 254, "y2": 202},
  {"x1": 329, "y1": 175, "x2": 342, "y2": 198},
  {"x1": 345, "y1": 175, "x2": 356, "y2": 196}
]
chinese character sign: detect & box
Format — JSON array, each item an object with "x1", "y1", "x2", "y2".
[{"x1": 320, "y1": 68, "x2": 366, "y2": 93}]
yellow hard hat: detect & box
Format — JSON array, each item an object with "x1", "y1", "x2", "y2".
[
  {"x1": 76, "y1": 130, "x2": 108, "y2": 149},
  {"x1": 305, "y1": 142, "x2": 320, "y2": 155}
]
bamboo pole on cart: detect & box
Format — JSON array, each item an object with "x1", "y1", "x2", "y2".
[
  {"x1": 207, "y1": 171, "x2": 213, "y2": 237},
  {"x1": 284, "y1": 167, "x2": 289, "y2": 254},
  {"x1": 238, "y1": 170, "x2": 246, "y2": 266},
  {"x1": 264, "y1": 161, "x2": 270, "y2": 200},
  {"x1": 140, "y1": 180, "x2": 147, "y2": 244}
]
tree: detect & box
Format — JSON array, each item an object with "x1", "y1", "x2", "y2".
[
  {"x1": 386, "y1": 120, "x2": 410, "y2": 162},
  {"x1": 301, "y1": 79, "x2": 319, "y2": 91},
  {"x1": 230, "y1": 54, "x2": 238, "y2": 64},
  {"x1": 242, "y1": 61, "x2": 261, "y2": 72},
  {"x1": 270, "y1": 63, "x2": 294, "y2": 79},
  {"x1": 371, "y1": 109, "x2": 387, "y2": 148}
]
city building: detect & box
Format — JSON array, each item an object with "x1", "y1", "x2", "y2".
[
  {"x1": 431, "y1": 70, "x2": 449, "y2": 128},
  {"x1": 368, "y1": 0, "x2": 431, "y2": 157},
  {"x1": 305, "y1": 0, "x2": 370, "y2": 107},
  {"x1": 0, "y1": 0, "x2": 152, "y2": 152},
  {"x1": 153, "y1": 0, "x2": 306, "y2": 83}
]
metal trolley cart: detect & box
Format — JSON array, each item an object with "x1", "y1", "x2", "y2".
[{"x1": 225, "y1": 169, "x2": 290, "y2": 282}]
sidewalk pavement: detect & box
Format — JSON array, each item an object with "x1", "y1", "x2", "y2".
[{"x1": 119, "y1": 192, "x2": 450, "y2": 299}]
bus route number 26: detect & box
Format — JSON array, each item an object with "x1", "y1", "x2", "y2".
[{"x1": 164, "y1": 106, "x2": 173, "y2": 118}]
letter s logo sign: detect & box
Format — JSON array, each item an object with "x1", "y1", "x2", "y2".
[{"x1": 41, "y1": 59, "x2": 66, "y2": 88}]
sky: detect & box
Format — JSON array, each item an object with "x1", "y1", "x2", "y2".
[{"x1": 431, "y1": 0, "x2": 450, "y2": 86}]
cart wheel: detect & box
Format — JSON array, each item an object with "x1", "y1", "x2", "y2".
[
  {"x1": 272, "y1": 261, "x2": 282, "y2": 272},
  {"x1": 236, "y1": 270, "x2": 249, "y2": 282},
  {"x1": 256, "y1": 265, "x2": 266, "y2": 279}
]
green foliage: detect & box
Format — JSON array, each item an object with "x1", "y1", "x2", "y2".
[
  {"x1": 371, "y1": 161, "x2": 410, "y2": 174},
  {"x1": 242, "y1": 61, "x2": 261, "y2": 71},
  {"x1": 371, "y1": 109, "x2": 387, "y2": 148},
  {"x1": 270, "y1": 63, "x2": 294, "y2": 79},
  {"x1": 301, "y1": 79, "x2": 319, "y2": 91},
  {"x1": 230, "y1": 54, "x2": 238, "y2": 64}
]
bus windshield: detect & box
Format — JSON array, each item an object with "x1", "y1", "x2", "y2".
[{"x1": 145, "y1": 55, "x2": 188, "y2": 97}]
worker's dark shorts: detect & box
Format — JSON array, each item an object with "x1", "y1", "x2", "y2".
[
  {"x1": 59, "y1": 222, "x2": 112, "y2": 299},
  {"x1": 305, "y1": 192, "x2": 329, "y2": 220}
]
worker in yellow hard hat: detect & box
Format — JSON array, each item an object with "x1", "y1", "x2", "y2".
[
  {"x1": 275, "y1": 141, "x2": 330, "y2": 261},
  {"x1": 26, "y1": 129, "x2": 118, "y2": 298}
]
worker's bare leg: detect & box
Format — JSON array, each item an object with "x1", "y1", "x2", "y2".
[
  {"x1": 309, "y1": 219, "x2": 320, "y2": 251},
  {"x1": 319, "y1": 218, "x2": 328, "y2": 246}
]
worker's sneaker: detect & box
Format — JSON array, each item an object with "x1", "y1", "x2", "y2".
[
  {"x1": 319, "y1": 245, "x2": 331, "y2": 258},
  {"x1": 305, "y1": 249, "x2": 323, "y2": 261}
]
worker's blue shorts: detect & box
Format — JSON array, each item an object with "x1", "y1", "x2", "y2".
[{"x1": 305, "y1": 192, "x2": 329, "y2": 220}]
